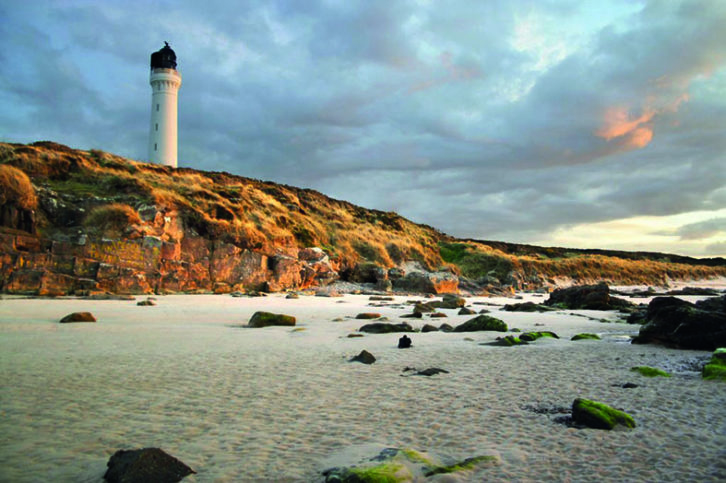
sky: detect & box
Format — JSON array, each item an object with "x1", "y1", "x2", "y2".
[{"x1": 1, "y1": 0, "x2": 725, "y2": 258}]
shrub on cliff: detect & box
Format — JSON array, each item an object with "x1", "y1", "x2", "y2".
[
  {"x1": 0, "y1": 164, "x2": 37, "y2": 210},
  {"x1": 84, "y1": 203, "x2": 141, "y2": 235}
]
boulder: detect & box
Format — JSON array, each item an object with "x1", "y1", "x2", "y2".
[
  {"x1": 413, "y1": 302, "x2": 435, "y2": 314},
  {"x1": 414, "y1": 368, "x2": 449, "y2": 376},
  {"x1": 544, "y1": 282, "x2": 632, "y2": 311},
  {"x1": 429, "y1": 312, "x2": 447, "y2": 318},
  {"x1": 103, "y1": 447, "x2": 195, "y2": 483},
  {"x1": 60, "y1": 312, "x2": 96, "y2": 323},
  {"x1": 571, "y1": 398, "x2": 636, "y2": 430},
  {"x1": 392, "y1": 270, "x2": 459, "y2": 294},
  {"x1": 358, "y1": 322, "x2": 414, "y2": 334},
  {"x1": 457, "y1": 307, "x2": 476, "y2": 315},
  {"x1": 248, "y1": 311, "x2": 296, "y2": 328},
  {"x1": 493, "y1": 335, "x2": 527, "y2": 346},
  {"x1": 398, "y1": 335, "x2": 412, "y2": 349},
  {"x1": 703, "y1": 348, "x2": 726, "y2": 381},
  {"x1": 453, "y1": 314, "x2": 507, "y2": 332},
  {"x1": 438, "y1": 323, "x2": 454, "y2": 332},
  {"x1": 349, "y1": 350, "x2": 376, "y2": 364},
  {"x1": 502, "y1": 302, "x2": 555, "y2": 312},
  {"x1": 519, "y1": 331, "x2": 559, "y2": 342},
  {"x1": 421, "y1": 324, "x2": 438, "y2": 333},
  {"x1": 355, "y1": 313, "x2": 382, "y2": 320},
  {"x1": 632, "y1": 296, "x2": 726, "y2": 350},
  {"x1": 431, "y1": 295, "x2": 466, "y2": 309},
  {"x1": 571, "y1": 333, "x2": 601, "y2": 341},
  {"x1": 137, "y1": 299, "x2": 156, "y2": 306},
  {"x1": 400, "y1": 312, "x2": 422, "y2": 319},
  {"x1": 285, "y1": 293, "x2": 299, "y2": 299}
]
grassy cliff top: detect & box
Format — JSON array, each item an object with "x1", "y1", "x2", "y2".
[{"x1": 2, "y1": 140, "x2": 724, "y2": 288}]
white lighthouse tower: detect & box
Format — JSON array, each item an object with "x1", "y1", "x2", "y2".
[{"x1": 148, "y1": 42, "x2": 181, "y2": 167}]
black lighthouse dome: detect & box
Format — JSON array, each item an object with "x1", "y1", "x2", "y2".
[{"x1": 150, "y1": 42, "x2": 177, "y2": 70}]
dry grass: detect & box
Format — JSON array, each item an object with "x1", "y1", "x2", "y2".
[
  {"x1": 83, "y1": 203, "x2": 141, "y2": 236},
  {"x1": 0, "y1": 164, "x2": 38, "y2": 210}
]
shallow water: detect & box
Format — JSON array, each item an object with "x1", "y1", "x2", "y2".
[{"x1": 0, "y1": 293, "x2": 724, "y2": 482}]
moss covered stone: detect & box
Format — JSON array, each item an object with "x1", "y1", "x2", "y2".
[
  {"x1": 452, "y1": 314, "x2": 507, "y2": 332},
  {"x1": 572, "y1": 398, "x2": 636, "y2": 430},
  {"x1": 630, "y1": 366, "x2": 671, "y2": 378},
  {"x1": 703, "y1": 348, "x2": 726, "y2": 381},
  {"x1": 342, "y1": 463, "x2": 411, "y2": 483},
  {"x1": 248, "y1": 311, "x2": 296, "y2": 327},
  {"x1": 519, "y1": 331, "x2": 559, "y2": 341},
  {"x1": 571, "y1": 333, "x2": 601, "y2": 341},
  {"x1": 424, "y1": 455, "x2": 500, "y2": 476},
  {"x1": 494, "y1": 335, "x2": 527, "y2": 346}
]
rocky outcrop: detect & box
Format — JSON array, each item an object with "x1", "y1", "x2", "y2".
[
  {"x1": 104, "y1": 447, "x2": 195, "y2": 483},
  {"x1": 631, "y1": 295, "x2": 726, "y2": 350},
  {"x1": 349, "y1": 350, "x2": 376, "y2": 364},
  {"x1": 544, "y1": 282, "x2": 632, "y2": 311},
  {"x1": 392, "y1": 263, "x2": 459, "y2": 294}
]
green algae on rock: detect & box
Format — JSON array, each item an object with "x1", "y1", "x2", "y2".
[
  {"x1": 630, "y1": 366, "x2": 671, "y2": 378},
  {"x1": 519, "y1": 331, "x2": 559, "y2": 341},
  {"x1": 452, "y1": 314, "x2": 507, "y2": 332},
  {"x1": 424, "y1": 455, "x2": 500, "y2": 476},
  {"x1": 703, "y1": 348, "x2": 726, "y2": 381},
  {"x1": 571, "y1": 333, "x2": 601, "y2": 341},
  {"x1": 572, "y1": 398, "x2": 636, "y2": 430},
  {"x1": 248, "y1": 311, "x2": 296, "y2": 327}
]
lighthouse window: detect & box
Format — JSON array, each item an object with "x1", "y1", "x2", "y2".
[
  {"x1": 156, "y1": 104, "x2": 159, "y2": 111},
  {"x1": 155, "y1": 123, "x2": 158, "y2": 131},
  {"x1": 154, "y1": 143, "x2": 157, "y2": 151}
]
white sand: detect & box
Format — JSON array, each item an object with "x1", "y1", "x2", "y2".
[{"x1": 0, "y1": 291, "x2": 724, "y2": 482}]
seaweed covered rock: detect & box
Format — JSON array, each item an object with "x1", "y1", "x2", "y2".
[
  {"x1": 453, "y1": 314, "x2": 507, "y2": 332},
  {"x1": 502, "y1": 302, "x2": 555, "y2": 312},
  {"x1": 571, "y1": 333, "x2": 601, "y2": 341},
  {"x1": 519, "y1": 331, "x2": 559, "y2": 342},
  {"x1": 571, "y1": 398, "x2": 636, "y2": 430},
  {"x1": 248, "y1": 311, "x2": 296, "y2": 328},
  {"x1": 493, "y1": 335, "x2": 527, "y2": 346},
  {"x1": 702, "y1": 348, "x2": 726, "y2": 381},
  {"x1": 632, "y1": 296, "x2": 726, "y2": 350},
  {"x1": 60, "y1": 312, "x2": 96, "y2": 323},
  {"x1": 322, "y1": 447, "x2": 498, "y2": 482},
  {"x1": 358, "y1": 322, "x2": 414, "y2": 334},
  {"x1": 631, "y1": 366, "x2": 671, "y2": 378},
  {"x1": 430, "y1": 294, "x2": 466, "y2": 309},
  {"x1": 544, "y1": 282, "x2": 632, "y2": 311},
  {"x1": 104, "y1": 447, "x2": 195, "y2": 483}
]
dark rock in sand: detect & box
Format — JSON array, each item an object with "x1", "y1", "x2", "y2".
[
  {"x1": 666, "y1": 287, "x2": 721, "y2": 296},
  {"x1": 400, "y1": 312, "x2": 423, "y2": 319},
  {"x1": 60, "y1": 312, "x2": 96, "y2": 323},
  {"x1": 453, "y1": 314, "x2": 507, "y2": 332},
  {"x1": 429, "y1": 312, "x2": 447, "y2": 318},
  {"x1": 413, "y1": 302, "x2": 435, "y2": 314},
  {"x1": 358, "y1": 322, "x2": 414, "y2": 334},
  {"x1": 502, "y1": 302, "x2": 555, "y2": 312},
  {"x1": 355, "y1": 312, "x2": 382, "y2": 320},
  {"x1": 285, "y1": 293, "x2": 300, "y2": 299},
  {"x1": 571, "y1": 398, "x2": 635, "y2": 430},
  {"x1": 369, "y1": 296, "x2": 394, "y2": 301},
  {"x1": 414, "y1": 367, "x2": 449, "y2": 376},
  {"x1": 544, "y1": 282, "x2": 633, "y2": 311},
  {"x1": 492, "y1": 335, "x2": 527, "y2": 346},
  {"x1": 631, "y1": 295, "x2": 726, "y2": 350},
  {"x1": 421, "y1": 324, "x2": 439, "y2": 333},
  {"x1": 398, "y1": 335, "x2": 412, "y2": 349},
  {"x1": 457, "y1": 307, "x2": 477, "y2": 315},
  {"x1": 103, "y1": 447, "x2": 195, "y2": 483},
  {"x1": 439, "y1": 323, "x2": 454, "y2": 332},
  {"x1": 349, "y1": 350, "x2": 376, "y2": 364},
  {"x1": 248, "y1": 311, "x2": 296, "y2": 328},
  {"x1": 137, "y1": 299, "x2": 156, "y2": 306},
  {"x1": 430, "y1": 294, "x2": 466, "y2": 309}
]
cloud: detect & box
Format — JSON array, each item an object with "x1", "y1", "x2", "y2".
[{"x1": 674, "y1": 217, "x2": 726, "y2": 240}]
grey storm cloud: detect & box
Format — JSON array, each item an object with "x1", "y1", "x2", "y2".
[{"x1": 1, "y1": 0, "x2": 725, "y2": 256}]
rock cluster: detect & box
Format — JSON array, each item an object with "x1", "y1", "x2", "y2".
[{"x1": 544, "y1": 282, "x2": 632, "y2": 311}]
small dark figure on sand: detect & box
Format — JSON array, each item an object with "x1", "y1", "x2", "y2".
[{"x1": 398, "y1": 335, "x2": 412, "y2": 349}]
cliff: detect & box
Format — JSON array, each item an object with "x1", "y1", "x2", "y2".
[{"x1": 1, "y1": 141, "x2": 724, "y2": 296}]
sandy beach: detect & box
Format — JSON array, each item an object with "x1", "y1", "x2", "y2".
[{"x1": 1, "y1": 289, "x2": 724, "y2": 482}]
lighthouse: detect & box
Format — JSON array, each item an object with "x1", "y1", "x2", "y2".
[{"x1": 148, "y1": 42, "x2": 181, "y2": 167}]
